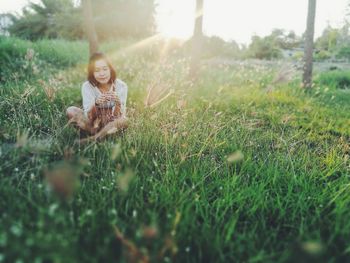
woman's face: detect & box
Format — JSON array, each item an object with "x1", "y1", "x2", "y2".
[{"x1": 93, "y1": 59, "x2": 111, "y2": 85}]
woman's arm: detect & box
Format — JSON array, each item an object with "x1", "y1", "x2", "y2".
[
  {"x1": 82, "y1": 82, "x2": 97, "y2": 119},
  {"x1": 117, "y1": 80, "x2": 128, "y2": 117}
]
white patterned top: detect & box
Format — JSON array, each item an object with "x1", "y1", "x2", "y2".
[{"x1": 81, "y1": 79, "x2": 128, "y2": 118}]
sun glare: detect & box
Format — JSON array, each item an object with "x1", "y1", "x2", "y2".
[{"x1": 156, "y1": 0, "x2": 195, "y2": 39}]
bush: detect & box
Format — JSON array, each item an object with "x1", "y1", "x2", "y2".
[
  {"x1": 0, "y1": 37, "x2": 36, "y2": 82},
  {"x1": 336, "y1": 46, "x2": 350, "y2": 60},
  {"x1": 247, "y1": 35, "x2": 282, "y2": 60},
  {"x1": 316, "y1": 70, "x2": 350, "y2": 89},
  {"x1": 34, "y1": 39, "x2": 87, "y2": 67},
  {"x1": 0, "y1": 36, "x2": 87, "y2": 83},
  {"x1": 314, "y1": 50, "x2": 331, "y2": 61}
]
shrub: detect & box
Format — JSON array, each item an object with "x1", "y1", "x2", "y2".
[
  {"x1": 0, "y1": 36, "x2": 87, "y2": 83},
  {"x1": 0, "y1": 36, "x2": 36, "y2": 82},
  {"x1": 34, "y1": 39, "x2": 87, "y2": 67},
  {"x1": 314, "y1": 50, "x2": 331, "y2": 61},
  {"x1": 316, "y1": 70, "x2": 350, "y2": 89},
  {"x1": 336, "y1": 46, "x2": 350, "y2": 60}
]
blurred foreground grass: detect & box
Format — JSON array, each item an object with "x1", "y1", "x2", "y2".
[{"x1": 0, "y1": 37, "x2": 350, "y2": 263}]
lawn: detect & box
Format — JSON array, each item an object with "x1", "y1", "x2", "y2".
[{"x1": 0, "y1": 37, "x2": 349, "y2": 263}]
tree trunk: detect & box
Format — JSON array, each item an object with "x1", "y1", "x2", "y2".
[
  {"x1": 190, "y1": 0, "x2": 204, "y2": 80},
  {"x1": 82, "y1": 0, "x2": 99, "y2": 56},
  {"x1": 302, "y1": 0, "x2": 317, "y2": 89}
]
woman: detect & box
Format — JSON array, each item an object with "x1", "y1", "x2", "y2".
[{"x1": 66, "y1": 52, "x2": 128, "y2": 141}]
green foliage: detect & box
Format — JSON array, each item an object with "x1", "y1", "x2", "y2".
[
  {"x1": 245, "y1": 29, "x2": 301, "y2": 60},
  {"x1": 336, "y1": 45, "x2": 350, "y2": 60},
  {"x1": 316, "y1": 70, "x2": 350, "y2": 89},
  {"x1": 7, "y1": 0, "x2": 83, "y2": 40},
  {"x1": 271, "y1": 28, "x2": 301, "y2": 50},
  {"x1": 315, "y1": 26, "x2": 340, "y2": 52},
  {"x1": 5, "y1": 0, "x2": 156, "y2": 41},
  {"x1": 0, "y1": 36, "x2": 87, "y2": 82},
  {"x1": 314, "y1": 49, "x2": 332, "y2": 61},
  {"x1": 247, "y1": 35, "x2": 282, "y2": 60},
  {"x1": 33, "y1": 39, "x2": 87, "y2": 66},
  {"x1": 315, "y1": 23, "x2": 350, "y2": 60}
]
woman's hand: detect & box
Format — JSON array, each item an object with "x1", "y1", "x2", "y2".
[
  {"x1": 95, "y1": 92, "x2": 120, "y2": 105},
  {"x1": 106, "y1": 92, "x2": 119, "y2": 103},
  {"x1": 95, "y1": 94, "x2": 108, "y2": 105}
]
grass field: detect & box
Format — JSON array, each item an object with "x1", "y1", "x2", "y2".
[{"x1": 0, "y1": 37, "x2": 350, "y2": 263}]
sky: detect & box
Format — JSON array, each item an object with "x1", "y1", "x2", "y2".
[{"x1": 1, "y1": 0, "x2": 349, "y2": 45}]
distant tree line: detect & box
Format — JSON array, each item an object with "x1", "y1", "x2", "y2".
[
  {"x1": 314, "y1": 22, "x2": 350, "y2": 60},
  {"x1": 0, "y1": 0, "x2": 155, "y2": 41},
  {"x1": 1, "y1": 0, "x2": 349, "y2": 62}
]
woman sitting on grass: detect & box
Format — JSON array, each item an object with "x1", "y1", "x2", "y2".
[{"x1": 66, "y1": 52, "x2": 128, "y2": 141}]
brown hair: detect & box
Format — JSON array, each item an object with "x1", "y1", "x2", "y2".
[{"x1": 87, "y1": 52, "x2": 117, "y2": 87}]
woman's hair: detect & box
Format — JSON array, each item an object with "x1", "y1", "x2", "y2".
[{"x1": 87, "y1": 52, "x2": 117, "y2": 87}]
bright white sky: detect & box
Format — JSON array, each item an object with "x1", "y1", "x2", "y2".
[{"x1": 1, "y1": 0, "x2": 349, "y2": 44}]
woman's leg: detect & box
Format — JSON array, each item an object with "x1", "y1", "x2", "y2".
[
  {"x1": 79, "y1": 117, "x2": 128, "y2": 143},
  {"x1": 66, "y1": 106, "x2": 93, "y2": 133}
]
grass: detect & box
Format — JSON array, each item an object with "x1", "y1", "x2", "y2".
[
  {"x1": 0, "y1": 37, "x2": 350, "y2": 263},
  {"x1": 315, "y1": 70, "x2": 350, "y2": 90}
]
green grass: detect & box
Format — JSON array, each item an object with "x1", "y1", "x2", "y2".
[
  {"x1": 315, "y1": 70, "x2": 350, "y2": 90},
  {"x1": 0, "y1": 37, "x2": 350, "y2": 263}
]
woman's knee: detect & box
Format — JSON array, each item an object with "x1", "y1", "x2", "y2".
[
  {"x1": 66, "y1": 106, "x2": 80, "y2": 119},
  {"x1": 117, "y1": 117, "x2": 128, "y2": 129}
]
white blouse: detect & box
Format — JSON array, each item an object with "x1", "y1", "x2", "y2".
[{"x1": 81, "y1": 79, "x2": 128, "y2": 118}]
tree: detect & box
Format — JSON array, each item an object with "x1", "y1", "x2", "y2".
[
  {"x1": 190, "y1": 0, "x2": 204, "y2": 79},
  {"x1": 247, "y1": 35, "x2": 282, "y2": 60},
  {"x1": 315, "y1": 25, "x2": 340, "y2": 51},
  {"x1": 302, "y1": 0, "x2": 317, "y2": 89},
  {"x1": 7, "y1": 0, "x2": 83, "y2": 40},
  {"x1": 6, "y1": 0, "x2": 156, "y2": 41},
  {"x1": 91, "y1": 0, "x2": 155, "y2": 40},
  {"x1": 275, "y1": 30, "x2": 301, "y2": 50},
  {"x1": 82, "y1": 0, "x2": 99, "y2": 55}
]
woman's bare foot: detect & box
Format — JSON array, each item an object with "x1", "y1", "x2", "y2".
[{"x1": 78, "y1": 117, "x2": 128, "y2": 144}]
